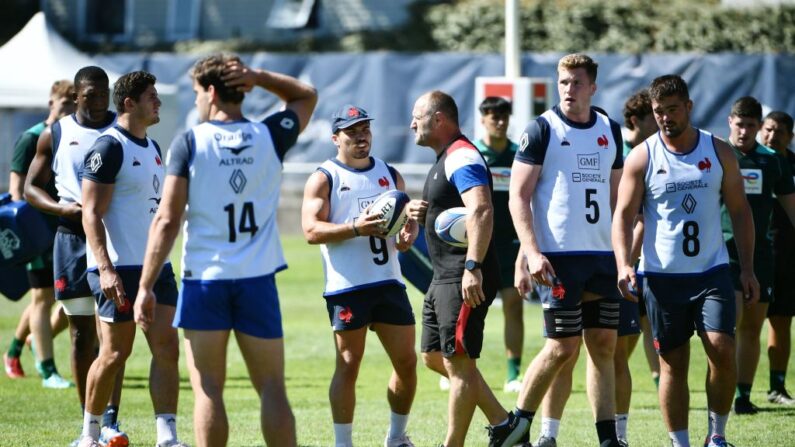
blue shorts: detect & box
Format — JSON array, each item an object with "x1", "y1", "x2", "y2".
[
  {"x1": 641, "y1": 267, "x2": 735, "y2": 354},
  {"x1": 617, "y1": 298, "x2": 641, "y2": 337},
  {"x1": 538, "y1": 254, "x2": 619, "y2": 308},
  {"x1": 325, "y1": 283, "x2": 414, "y2": 331},
  {"x1": 88, "y1": 264, "x2": 178, "y2": 323},
  {"x1": 53, "y1": 229, "x2": 91, "y2": 300},
  {"x1": 175, "y1": 273, "x2": 283, "y2": 339}
]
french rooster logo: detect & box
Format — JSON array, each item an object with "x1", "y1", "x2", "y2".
[
  {"x1": 378, "y1": 176, "x2": 390, "y2": 188},
  {"x1": 697, "y1": 157, "x2": 712, "y2": 172},
  {"x1": 597, "y1": 134, "x2": 609, "y2": 148},
  {"x1": 339, "y1": 306, "x2": 353, "y2": 324},
  {"x1": 551, "y1": 278, "x2": 566, "y2": 300}
]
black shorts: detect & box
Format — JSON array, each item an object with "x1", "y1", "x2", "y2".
[
  {"x1": 642, "y1": 267, "x2": 735, "y2": 354},
  {"x1": 494, "y1": 240, "x2": 520, "y2": 289},
  {"x1": 88, "y1": 264, "x2": 178, "y2": 323},
  {"x1": 617, "y1": 298, "x2": 641, "y2": 337},
  {"x1": 324, "y1": 283, "x2": 415, "y2": 331},
  {"x1": 538, "y1": 253, "x2": 619, "y2": 307},
  {"x1": 770, "y1": 242, "x2": 795, "y2": 317},
  {"x1": 26, "y1": 250, "x2": 54, "y2": 289},
  {"x1": 727, "y1": 240, "x2": 773, "y2": 303},
  {"x1": 421, "y1": 279, "x2": 497, "y2": 359},
  {"x1": 53, "y1": 229, "x2": 91, "y2": 300}
]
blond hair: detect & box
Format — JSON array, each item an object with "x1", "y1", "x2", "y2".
[
  {"x1": 558, "y1": 53, "x2": 598, "y2": 82},
  {"x1": 50, "y1": 80, "x2": 74, "y2": 98}
]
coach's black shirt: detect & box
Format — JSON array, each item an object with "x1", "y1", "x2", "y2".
[{"x1": 422, "y1": 135, "x2": 500, "y2": 285}]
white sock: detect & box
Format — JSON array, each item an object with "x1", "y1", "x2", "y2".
[
  {"x1": 82, "y1": 411, "x2": 102, "y2": 440},
  {"x1": 669, "y1": 429, "x2": 690, "y2": 447},
  {"x1": 615, "y1": 413, "x2": 629, "y2": 440},
  {"x1": 156, "y1": 413, "x2": 178, "y2": 444},
  {"x1": 387, "y1": 411, "x2": 409, "y2": 439},
  {"x1": 540, "y1": 417, "x2": 560, "y2": 438},
  {"x1": 333, "y1": 423, "x2": 353, "y2": 447},
  {"x1": 708, "y1": 410, "x2": 728, "y2": 437}
]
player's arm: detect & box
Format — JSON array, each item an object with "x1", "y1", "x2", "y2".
[
  {"x1": 611, "y1": 146, "x2": 647, "y2": 301},
  {"x1": 460, "y1": 183, "x2": 493, "y2": 307},
  {"x1": 394, "y1": 169, "x2": 418, "y2": 252},
  {"x1": 222, "y1": 61, "x2": 317, "y2": 132},
  {"x1": 301, "y1": 171, "x2": 385, "y2": 244},
  {"x1": 24, "y1": 128, "x2": 81, "y2": 220},
  {"x1": 135, "y1": 175, "x2": 188, "y2": 330},
  {"x1": 630, "y1": 213, "x2": 644, "y2": 265},
  {"x1": 509, "y1": 161, "x2": 555, "y2": 286},
  {"x1": 715, "y1": 138, "x2": 759, "y2": 305}
]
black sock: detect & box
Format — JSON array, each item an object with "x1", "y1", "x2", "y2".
[
  {"x1": 513, "y1": 407, "x2": 535, "y2": 421},
  {"x1": 39, "y1": 358, "x2": 57, "y2": 379},
  {"x1": 596, "y1": 419, "x2": 619, "y2": 444},
  {"x1": 103, "y1": 405, "x2": 119, "y2": 427},
  {"x1": 7, "y1": 338, "x2": 24, "y2": 358}
]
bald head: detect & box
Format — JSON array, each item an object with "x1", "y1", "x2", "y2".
[{"x1": 411, "y1": 91, "x2": 461, "y2": 152}]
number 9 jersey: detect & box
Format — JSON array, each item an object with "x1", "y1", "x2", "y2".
[
  {"x1": 639, "y1": 129, "x2": 729, "y2": 275},
  {"x1": 167, "y1": 111, "x2": 300, "y2": 281},
  {"x1": 316, "y1": 157, "x2": 405, "y2": 296}
]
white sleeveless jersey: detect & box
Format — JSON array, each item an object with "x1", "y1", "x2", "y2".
[
  {"x1": 531, "y1": 109, "x2": 618, "y2": 254},
  {"x1": 85, "y1": 127, "x2": 164, "y2": 269},
  {"x1": 317, "y1": 157, "x2": 404, "y2": 296},
  {"x1": 180, "y1": 120, "x2": 285, "y2": 280},
  {"x1": 639, "y1": 130, "x2": 729, "y2": 275},
  {"x1": 52, "y1": 114, "x2": 116, "y2": 204}
]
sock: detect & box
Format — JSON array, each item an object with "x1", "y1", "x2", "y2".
[
  {"x1": 770, "y1": 370, "x2": 786, "y2": 392},
  {"x1": 595, "y1": 419, "x2": 619, "y2": 444},
  {"x1": 708, "y1": 410, "x2": 728, "y2": 437},
  {"x1": 82, "y1": 411, "x2": 102, "y2": 440},
  {"x1": 653, "y1": 375, "x2": 660, "y2": 389},
  {"x1": 37, "y1": 358, "x2": 57, "y2": 379},
  {"x1": 735, "y1": 382, "x2": 752, "y2": 400},
  {"x1": 7, "y1": 338, "x2": 24, "y2": 358},
  {"x1": 156, "y1": 413, "x2": 178, "y2": 444},
  {"x1": 333, "y1": 423, "x2": 353, "y2": 447},
  {"x1": 615, "y1": 413, "x2": 628, "y2": 440},
  {"x1": 669, "y1": 429, "x2": 690, "y2": 447},
  {"x1": 387, "y1": 411, "x2": 409, "y2": 440},
  {"x1": 103, "y1": 405, "x2": 119, "y2": 427},
  {"x1": 540, "y1": 417, "x2": 560, "y2": 438},
  {"x1": 514, "y1": 407, "x2": 535, "y2": 420},
  {"x1": 507, "y1": 357, "x2": 521, "y2": 382}
]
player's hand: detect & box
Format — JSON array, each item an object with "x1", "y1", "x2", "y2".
[
  {"x1": 355, "y1": 213, "x2": 387, "y2": 237},
  {"x1": 740, "y1": 268, "x2": 760, "y2": 307},
  {"x1": 406, "y1": 199, "x2": 428, "y2": 223},
  {"x1": 514, "y1": 258, "x2": 533, "y2": 296},
  {"x1": 134, "y1": 287, "x2": 156, "y2": 331},
  {"x1": 617, "y1": 264, "x2": 639, "y2": 303},
  {"x1": 221, "y1": 61, "x2": 257, "y2": 93},
  {"x1": 395, "y1": 219, "x2": 418, "y2": 252},
  {"x1": 462, "y1": 269, "x2": 485, "y2": 308},
  {"x1": 526, "y1": 251, "x2": 556, "y2": 287},
  {"x1": 99, "y1": 267, "x2": 128, "y2": 312},
  {"x1": 60, "y1": 202, "x2": 82, "y2": 222}
]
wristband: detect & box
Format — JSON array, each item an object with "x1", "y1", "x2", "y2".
[{"x1": 352, "y1": 218, "x2": 360, "y2": 236}]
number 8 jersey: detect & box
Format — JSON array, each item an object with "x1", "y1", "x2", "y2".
[
  {"x1": 639, "y1": 129, "x2": 729, "y2": 275},
  {"x1": 316, "y1": 157, "x2": 405, "y2": 296}
]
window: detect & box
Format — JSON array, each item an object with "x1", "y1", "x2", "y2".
[
  {"x1": 78, "y1": 0, "x2": 132, "y2": 42},
  {"x1": 266, "y1": 0, "x2": 319, "y2": 29},
  {"x1": 167, "y1": 0, "x2": 201, "y2": 40}
]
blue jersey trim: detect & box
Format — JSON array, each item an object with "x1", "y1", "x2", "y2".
[
  {"x1": 637, "y1": 263, "x2": 729, "y2": 278},
  {"x1": 553, "y1": 105, "x2": 597, "y2": 129},
  {"x1": 323, "y1": 278, "x2": 405, "y2": 297},
  {"x1": 449, "y1": 163, "x2": 489, "y2": 194},
  {"x1": 69, "y1": 112, "x2": 116, "y2": 130},
  {"x1": 317, "y1": 167, "x2": 333, "y2": 201},
  {"x1": 659, "y1": 128, "x2": 701, "y2": 156},
  {"x1": 207, "y1": 118, "x2": 250, "y2": 125},
  {"x1": 181, "y1": 265, "x2": 287, "y2": 284},
  {"x1": 113, "y1": 125, "x2": 149, "y2": 148},
  {"x1": 86, "y1": 262, "x2": 172, "y2": 273},
  {"x1": 330, "y1": 157, "x2": 375, "y2": 173},
  {"x1": 541, "y1": 250, "x2": 614, "y2": 257},
  {"x1": 51, "y1": 120, "x2": 62, "y2": 161}
]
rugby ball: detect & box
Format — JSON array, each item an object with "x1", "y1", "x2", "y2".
[
  {"x1": 367, "y1": 190, "x2": 410, "y2": 237},
  {"x1": 434, "y1": 207, "x2": 469, "y2": 247}
]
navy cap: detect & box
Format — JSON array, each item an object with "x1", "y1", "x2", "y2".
[{"x1": 331, "y1": 104, "x2": 373, "y2": 133}]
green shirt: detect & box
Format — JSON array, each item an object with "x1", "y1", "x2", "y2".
[
  {"x1": 475, "y1": 138, "x2": 519, "y2": 246},
  {"x1": 623, "y1": 140, "x2": 633, "y2": 159},
  {"x1": 720, "y1": 142, "x2": 795, "y2": 253},
  {"x1": 10, "y1": 121, "x2": 58, "y2": 201}
]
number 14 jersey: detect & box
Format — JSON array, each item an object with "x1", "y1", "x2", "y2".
[
  {"x1": 316, "y1": 157, "x2": 404, "y2": 296},
  {"x1": 639, "y1": 129, "x2": 728, "y2": 276}
]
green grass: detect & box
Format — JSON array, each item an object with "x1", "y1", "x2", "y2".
[{"x1": 1, "y1": 235, "x2": 793, "y2": 446}]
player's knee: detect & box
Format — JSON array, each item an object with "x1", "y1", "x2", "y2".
[
  {"x1": 98, "y1": 347, "x2": 131, "y2": 371},
  {"x1": 421, "y1": 352, "x2": 445, "y2": 374},
  {"x1": 546, "y1": 338, "x2": 580, "y2": 364},
  {"x1": 393, "y1": 351, "x2": 417, "y2": 376}
]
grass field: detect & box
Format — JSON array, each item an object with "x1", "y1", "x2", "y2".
[{"x1": 0, "y1": 235, "x2": 793, "y2": 446}]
